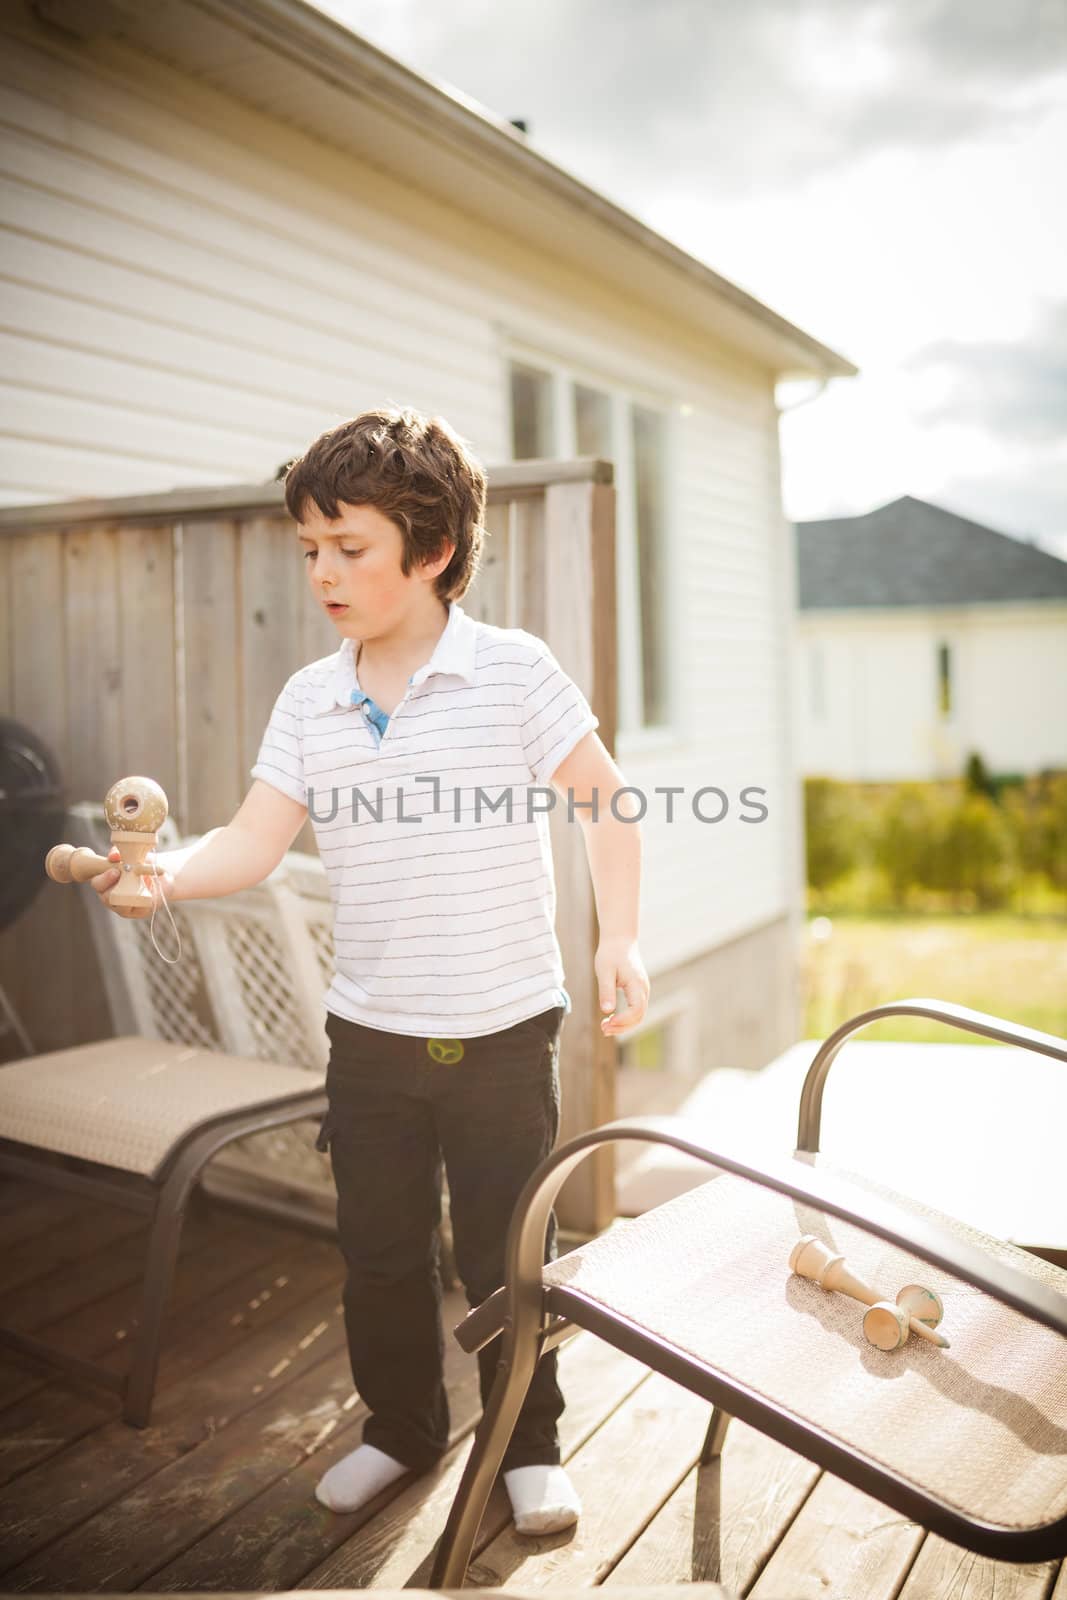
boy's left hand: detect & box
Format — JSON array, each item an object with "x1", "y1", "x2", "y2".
[{"x1": 595, "y1": 938, "x2": 650, "y2": 1036}]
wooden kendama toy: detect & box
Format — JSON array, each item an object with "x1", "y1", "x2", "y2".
[
  {"x1": 789, "y1": 1235, "x2": 949, "y2": 1351},
  {"x1": 45, "y1": 776, "x2": 168, "y2": 911}
]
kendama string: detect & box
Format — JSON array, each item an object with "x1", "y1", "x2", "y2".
[{"x1": 144, "y1": 852, "x2": 182, "y2": 966}]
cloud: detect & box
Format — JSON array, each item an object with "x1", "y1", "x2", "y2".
[
  {"x1": 905, "y1": 300, "x2": 1067, "y2": 442},
  {"x1": 880, "y1": 0, "x2": 1067, "y2": 88},
  {"x1": 315, "y1": 0, "x2": 1067, "y2": 553},
  {"x1": 317, "y1": 0, "x2": 1067, "y2": 196},
  {"x1": 934, "y1": 453, "x2": 1067, "y2": 555}
]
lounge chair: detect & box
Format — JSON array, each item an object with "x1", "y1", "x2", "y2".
[
  {"x1": 0, "y1": 806, "x2": 330, "y2": 1426},
  {"x1": 431, "y1": 1000, "x2": 1067, "y2": 1585},
  {"x1": 0, "y1": 1039, "x2": 326, "y2": 1425}
]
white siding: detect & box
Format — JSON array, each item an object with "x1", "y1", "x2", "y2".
[
  {"x1": 0, "y1": 31, "x2": 504, "y2": 497},
  {"x1": 617, "y1": 386, "x2": 794, "y2": 973},
  {"x1": 0, "y1": 19, "x2": 797, "y2": 977},
  {"x1": 796, "y1": 605, "x2": 1067, "y2": 779}
]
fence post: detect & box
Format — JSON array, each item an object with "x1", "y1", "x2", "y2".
[{"x1": 542, "y1": 475, "x2": 618, "y2": 1234}]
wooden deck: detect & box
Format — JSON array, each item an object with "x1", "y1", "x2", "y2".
[
  {"x1": 0, "y1": 1178, "x2": 1063, "y2": 1600},
  {"x1": 617, "y1": 1038, "x2": 1067, "y2": 1256}
]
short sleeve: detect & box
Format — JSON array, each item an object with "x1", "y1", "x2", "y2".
[
  {"x1": 521, "y1": 643, "x2": 599, "y2": 785},
  {"x1": 251, "y1": 679, "x2": 307, "y2": 806}
]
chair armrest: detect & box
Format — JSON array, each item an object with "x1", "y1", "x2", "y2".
[
  {"x1": 454, "y1": 1286, "x2": 509, "y2": 1353},
  {"x1": 796, "y1": 997, "x2": 1067, "y2": 1154},
  {"x1": 501, "y1": 1117, "x2": 1067, "y2": 1341}
]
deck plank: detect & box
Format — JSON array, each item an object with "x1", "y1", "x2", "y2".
[
  {"x1": 0, "y1": 1253, "x2": 345, "y2": 1578},
  {"x1": 897, "y1": 1536, "x2": 1058, "y2": 1600},
  {"x1": 0, "y1": 1225, "x2": 338, "y2": 1485},
  {"x1": 300, "y1": 1336, "x2": 650, "y2": 1591},
  {"x1": 3, "y1": 1201, "x2": 223, "y2": 1337},
  {"x1": 747, "y1": 1473, "x2": 924, "y2": 1600},
  {"x1": 617, "y1": 1039, "x2": 1067, "y2": 1250},
  {"x1": 2, "y1": 1174, "x2": 1062, "y2": 1600},
  {"x1": 15, "y1": 1346, "x2": 363, "y2": 1591},
  {"x1": 13, "y1": 1590, "x2": 739, "y2": 1599},
  {"x1": 467, "y1": 1371, "x2": 712, "y2": 1592},
  {"x1": 0, "y1": 1181, "x2": 89, "y2": 1245},
  {"x1": 0, "y1": 1197, "x2": 149, "y2": 1295},
  {"x1": 0, "y1": 1206, "x2": 271, "y2": 1411},
  {"x1": 0, "y1": 1177, "x2": 34, "y2": 1212},
  {"x1": 137, "y1": 1284, "x2": 478, "y2": 1594},
  {"x1": 605, "y1": 1420, "x2": 820, "y2": 1591}
]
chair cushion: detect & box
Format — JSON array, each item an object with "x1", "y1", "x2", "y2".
[
  {"x1": 0, "y1": 1036, "x2": 324, "y2": 1179},
  {"x1": 544, "y1": 1173, "x2": 1067, "y2": 1533}
]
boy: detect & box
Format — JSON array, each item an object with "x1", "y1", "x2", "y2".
[{"x1": 95, "y1": 407, "x2": 649, "y2": 1534}]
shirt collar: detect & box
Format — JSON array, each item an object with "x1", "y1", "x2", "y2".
[{"x1": 308, "y1": 601, "x2": 478, "y2": 716}]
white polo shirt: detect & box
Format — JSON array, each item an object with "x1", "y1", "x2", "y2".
[{"x1": 251, "y1": 602, "x2": 599, "y2": 1038}]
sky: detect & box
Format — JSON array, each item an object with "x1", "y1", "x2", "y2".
[{"x1": 310, "y1": 0, "x2": 1067, "y2": 558}]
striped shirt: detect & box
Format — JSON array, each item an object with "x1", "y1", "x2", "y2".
[{"x1": 251, "y1": 601, "x2": 599, "y2": 1038}]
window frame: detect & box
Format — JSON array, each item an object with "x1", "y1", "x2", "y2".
[{"x1": 503, "y1": 341, "x2": 678, "y2": 739}]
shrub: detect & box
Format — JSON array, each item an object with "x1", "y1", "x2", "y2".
[
  {"x1": 872, "y1": 783, "x2": 950, "y2": 904},
  {"x1": 1001, "y1": 772, "x2": 1067, "y2": 888},
  {"x1": 804, "y1": 778, "x2": 866, "y2": 891},
  {"x1": 806, "y1": 771, "x2": 1066, "y2": 909},
  {"x1": 963, "y1": 750, "x2": 995, "y2": 800},
  {"x1": 940, "y1": 792, "x2": 1018, "y2": 908}
]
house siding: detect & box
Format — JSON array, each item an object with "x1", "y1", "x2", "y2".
[{"x1": 797, "y1": 605, "x2": 1067, "y2": 780}]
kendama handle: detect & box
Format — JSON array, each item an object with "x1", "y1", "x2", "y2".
[
  {"x1": 899, "y1": 1313, "x2": 949, "y2": 1348},
  {"x1": 790, "y1": 1235, "x2": 880, "y2": 1307},
  {"x1": 47, "y1": 844, "x2": 114, "y2": 884},
  {"x1": 46, "y1": 843, "x2": 161, "y2": 886}
]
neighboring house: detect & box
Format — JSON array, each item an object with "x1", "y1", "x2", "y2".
[
  {"x1": 0, "y1": 0, "x2": 855, "y2": 1089},
  {"x1": 795, "y1": 496, "x2": 1067, "y2": 782}
]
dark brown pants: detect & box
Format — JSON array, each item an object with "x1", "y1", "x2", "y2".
[{"x1": 317, "y1": 1004, "x2": 566, "y2": 1472}]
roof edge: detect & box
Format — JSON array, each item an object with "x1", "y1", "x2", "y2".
[{"x1": 196, "y1": 0, "x2": 858, "y2": 379}]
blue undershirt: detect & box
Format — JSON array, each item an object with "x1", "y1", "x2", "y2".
[{"x1": 349, "y1": 678, "x2": 411, "y2": 744}]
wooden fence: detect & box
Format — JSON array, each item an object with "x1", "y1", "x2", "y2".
[{"x1": 0, "y1": 458, "x2": 618, "y2": 1230}]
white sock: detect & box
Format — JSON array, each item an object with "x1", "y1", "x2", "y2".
[
  {"x1": 314, "y1": 1443, "x2": 408, "y2": 1513},
  {"x1": 504, "y1": 1463, "x2": 581, "y2": 1535}
]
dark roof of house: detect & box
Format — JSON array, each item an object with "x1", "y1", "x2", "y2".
[{"x1": 794, "y1": 496, "x2": 1067, "y2": 609}]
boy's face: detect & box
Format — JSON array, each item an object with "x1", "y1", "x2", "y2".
[{"x1": 297, "y1": 502, "x2": 451, "y2": 639}]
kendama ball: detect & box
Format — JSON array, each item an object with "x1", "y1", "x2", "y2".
[{"x1": 103, "y1": 776, "x2": 168, "y2": 834}]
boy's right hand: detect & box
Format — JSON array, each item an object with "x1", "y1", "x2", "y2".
[{"x1": 92, "y1": 847, "x2": 176, "y2": 919}]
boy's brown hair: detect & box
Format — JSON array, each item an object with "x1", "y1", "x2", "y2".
[{"x1": 283, "y1": 406, "x2": 487, "y2": 601}]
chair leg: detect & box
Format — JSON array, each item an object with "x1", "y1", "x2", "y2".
[
  {"x1": 122, "y1": 1171, "x2": 192, "y2": 1427},
  {"x1": 430, "y1": 1329, "x2": 543, "y2": 1589},
  {"x1": 701, "y1": 1404, "x2": 731, "y2": 1464}
]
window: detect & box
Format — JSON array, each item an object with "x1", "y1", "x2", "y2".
[
  {"x1": 937, "y1": 642, "x2": 952, "y2": 717},
  {"x1": 506, "y1": 357, "x2": 672, "y2": 733},
  {"x1": 574, "y1": 383, "x2": 612, "y2": 458},
  {"x1": 509, "y1": 364, "x2": 554, "y2": 460}
]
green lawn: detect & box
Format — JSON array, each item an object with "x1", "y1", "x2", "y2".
[{"x1": 801, "y1": 912, "x2": 1067, "y2": 1044}]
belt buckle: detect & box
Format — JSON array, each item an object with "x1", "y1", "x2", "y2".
[{"x1": 427, "y1": 1037, "x2": 464, "y2": 1064}]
